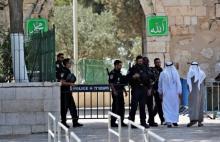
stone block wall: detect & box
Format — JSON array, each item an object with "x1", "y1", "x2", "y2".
[
  {"x1": 141, "y1": 0, "x2": 220, "y2": 79},
  {"x1": 0, "y1": 82, "x2": 60, "y2": 135}
]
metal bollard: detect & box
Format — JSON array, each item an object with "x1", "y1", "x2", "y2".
[
  {"x1": 58, "y1": 122, "x2": 70, "y2": 142},
  {"x1": 147, "y1": 130, "x2": 166, "y2": 142},
  {"x1": 108, "y1": 111, "x2": 122, "y2": 142},
  {"x1": 128, "y1": 120, "x2": 146, "y2": 142},
  {"x1": 48, "y1": 112, "x2": 57, "y2": 142},
  {"x1": 70, "y1": 132, "x2": 81, "y2": 142}
]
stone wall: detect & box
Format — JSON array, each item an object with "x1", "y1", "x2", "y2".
[
  {"x1": 0, "y1": 82, "x2": 60, "y2": 135},
  {"x1": 140, "y1": 0, "x2": 220, "y2": 79}
]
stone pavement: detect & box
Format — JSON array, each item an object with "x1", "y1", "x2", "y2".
[{"x1": 1, "y1": 115, "x2": 220, "y2": 142}]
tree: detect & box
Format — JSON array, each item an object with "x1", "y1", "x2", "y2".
[
  {"x1": 8, "y1": 0, "x2": 23, "y2": 33},
  {"x1": 0, "y1": 30, "x2": 13, "y2": 82},
  {"x1": 55, "y1": 0, "x2": 71, "y2": 6},
  {"x1": 52, "y1": 5, "x2": 119, "y2": 59},
  {"x1": 55, "y1": 0, "x2": 105, "y2": 14},
  {"x1": 8, "y1": 0, "x2": 28, "y2": 82},
  {"x1": 53, "y1": 0, "x2": 142, "y2": 61},
  {"x1": 104, "y1": 0, "x2": 144, "y2": 40}
]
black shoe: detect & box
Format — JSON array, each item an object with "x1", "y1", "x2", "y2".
[
  {"x1": 167, "y1": 124, "x2": 172, "y2": 128},
  {"x1": 121, "y1": 123, "x2": 127, "y2": 127},
  {"x1": 73, "y1": 122, "x2": 83, "y2": 127},
  {"x1": 141, "y1": 123, "x2": 150, "y2": 129},
  {"x1": 187, "y1": 121, "x2": 197, "y2": 127},
  {"x1": 62, "y1": 122, "x2": 70, "y2": 128},
  {"x1": 149, "y1": 122, "x2": 158, "y2": 127},
  {"x1": 173, "y1": 123, "x2": 178, "y2": 127},
  {"x1": 198, "y1": 122, "x2": 204, "y2": 127},
  {"x1": 111, "y1": 123, "x2": 118, "y2": 127}
]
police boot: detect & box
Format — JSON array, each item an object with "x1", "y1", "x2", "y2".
[
  {"x1": 61, "y1": 121, "x2": 70, "y2": 128},
  {"x1": 72, "y1": 119, "x2": 83, "y2": 127}
]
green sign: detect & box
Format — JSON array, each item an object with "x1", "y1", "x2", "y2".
[
  {"x1": 147, "y1": 16, "x2": 168, "y2": 36},
  {"x1": 26, "y1": 18, "x2": 48, "y2": 35}
]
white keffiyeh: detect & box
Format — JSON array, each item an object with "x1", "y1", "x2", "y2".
[
  {"x1": 158, "y1": 62, "x2": 182, "y2": 95},
  {"x1": 187, "y1": 62, "x2": 206, "y2": 93}
]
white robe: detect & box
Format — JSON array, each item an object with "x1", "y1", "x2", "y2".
[{"x1": 158, "y1": 66, "x2": 182, "y2": 123}]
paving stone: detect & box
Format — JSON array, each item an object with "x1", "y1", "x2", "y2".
[
  {"x1": 5, "y1": 113, "x2": 19, "y2": 125},
  {"x1": 31, "y1": 125, "x2": 46, "y2": 133},
  {"x1": 0, "y1": 126, "x2": 12, "y2": 135},
  {"x1": 0, "y1": 113, "x2": 5, "y2": 125},
  {"x1": 12, "y1": 125, "x2": 31, "y2": 135}
]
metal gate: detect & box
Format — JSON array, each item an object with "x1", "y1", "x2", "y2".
[
  {"x1": 70, "y1": 84, "x2": 131, "y2": 119},
  {"x1": 205, "y1": 81, "x2": 220, "y2": 118}
]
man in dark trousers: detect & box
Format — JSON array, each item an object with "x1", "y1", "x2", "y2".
[
  {"x1": 152, "y1": 58, "x2": 165, "y2": 125},
  {"x1": 56, "y1": 53, "x2": 64, "y2": 81},
  {"x1": 127, "y1": 55, "x2": 150, "y2": 128},
  {"x1": 60, "y1": 58, "x2": 83, "y2": 128},
  {"x1": 143, "y1": 57, "x2": 158, "y2": 127},
  {"x1": 109, "y1": 60, "x2": 127, "y2": 127}
]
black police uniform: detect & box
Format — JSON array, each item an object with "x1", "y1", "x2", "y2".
[
  {"x1": 127, "y1": 64, "x2": 149, "y2": 127},
  {"x1": 56, "y1": 60, "x2": 64, "y2": 81},
  {"x1": 152, "y1": 67, "x2": 164, "y2": 124},
  {"x1": 109, "y1": 69, "x2": 126, "y2": 125},
  {"x1": 143, "y1": 66, "x2": 156, "y2": 125},
  {"x1": 60, "y1": 67, "x2": 78, "y2": 126}
]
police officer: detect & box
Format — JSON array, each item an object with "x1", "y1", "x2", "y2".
[
  {"x1": 109, "y1": 60, "x2": 127, "y2": 127},
  {"x1": 56, "y1": 53, "x2": 64, "y2": 81},
  {"x1": 151, "y1": 58, "x2": 165, "y2": 125},
  {"x1": 60, "y1": 58, "x2": 83, "y2": 128},
  {"x1": 127, "y1": 55, "x2": 150, "y2": 128},
  {"x1": 143, "y1": 57, "x2": 158, "y2": 127}
]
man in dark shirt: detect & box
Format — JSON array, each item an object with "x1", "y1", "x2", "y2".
[
  {"x1": 109, "y1": 60, "x2": 127, "y2": 127},
  {"x1": 60, "y1": 58, "x2": 83, "y2": 128},
  {"x1": 152, "y1": 58, "x2": 165, "y2": 125},
  {"x1": 143, "y1": 57, "x2": 158, "y2": 127},
  {"x1": 127, "y1": 55, "x2": 150, "y2": 128},
  {"x1": 56, "y1": 53, "x2": 64, "y2": 81}
]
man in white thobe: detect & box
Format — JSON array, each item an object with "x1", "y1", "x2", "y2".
[
  {"x1": 187, "y1": 62, "x2": 206, "y2": 127},
  {"x1": 158, "y1": 62, "x2": 182, "y2": 128}
]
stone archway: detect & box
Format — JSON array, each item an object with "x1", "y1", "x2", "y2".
[
  {"x1": 139, "y1": 0, "x2": 220, "y2": 79},
  {"x1": 140, "y1": 0, "x2": 170, "y2": 67}
]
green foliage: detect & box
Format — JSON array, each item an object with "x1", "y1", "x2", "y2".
[
  {"x1": 51, "y1": 5, "x2": 119, "y2": 59},
  {"x1": 104, "y1": 0, "x2": 144, "y2": 39},
  {"x1": 53, "y1": 0, "x2": 142, "y2": 61},
  {"x1": 55, "y1": 0, "x2": 71, "y2": 6},
  {"x1": 55, "y1": 0, "x2": 105, "y2": 14},
  {"x1": 0, "y1": 32, "x2": 13, "y2": 82}
]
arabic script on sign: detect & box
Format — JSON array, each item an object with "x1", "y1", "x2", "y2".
[
  {"x1": 150, "y1": 21, "x2": 166, "y2": 34},
  {"x1": 30, "y1": 22, "x2": 44, "y2": 34}
]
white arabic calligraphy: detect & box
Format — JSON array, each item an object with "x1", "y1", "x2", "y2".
[
  {"x1": 30, "y1": 23, "x2": 44, "y2": 34},
  {"x1": 150, "y1": 22, "x2": 166, "y2": 34}
]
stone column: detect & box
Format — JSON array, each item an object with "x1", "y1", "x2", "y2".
[{"x1": 140, "y1": 0, "x2": 170, "y2": 66}]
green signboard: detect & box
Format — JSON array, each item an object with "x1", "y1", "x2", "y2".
[
  {"x1": 26, "y1": 18, "x2": 48, "y2": 35},
  {"x1": 147, "y1": 16, "x2": 168, "y2": 36}
]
